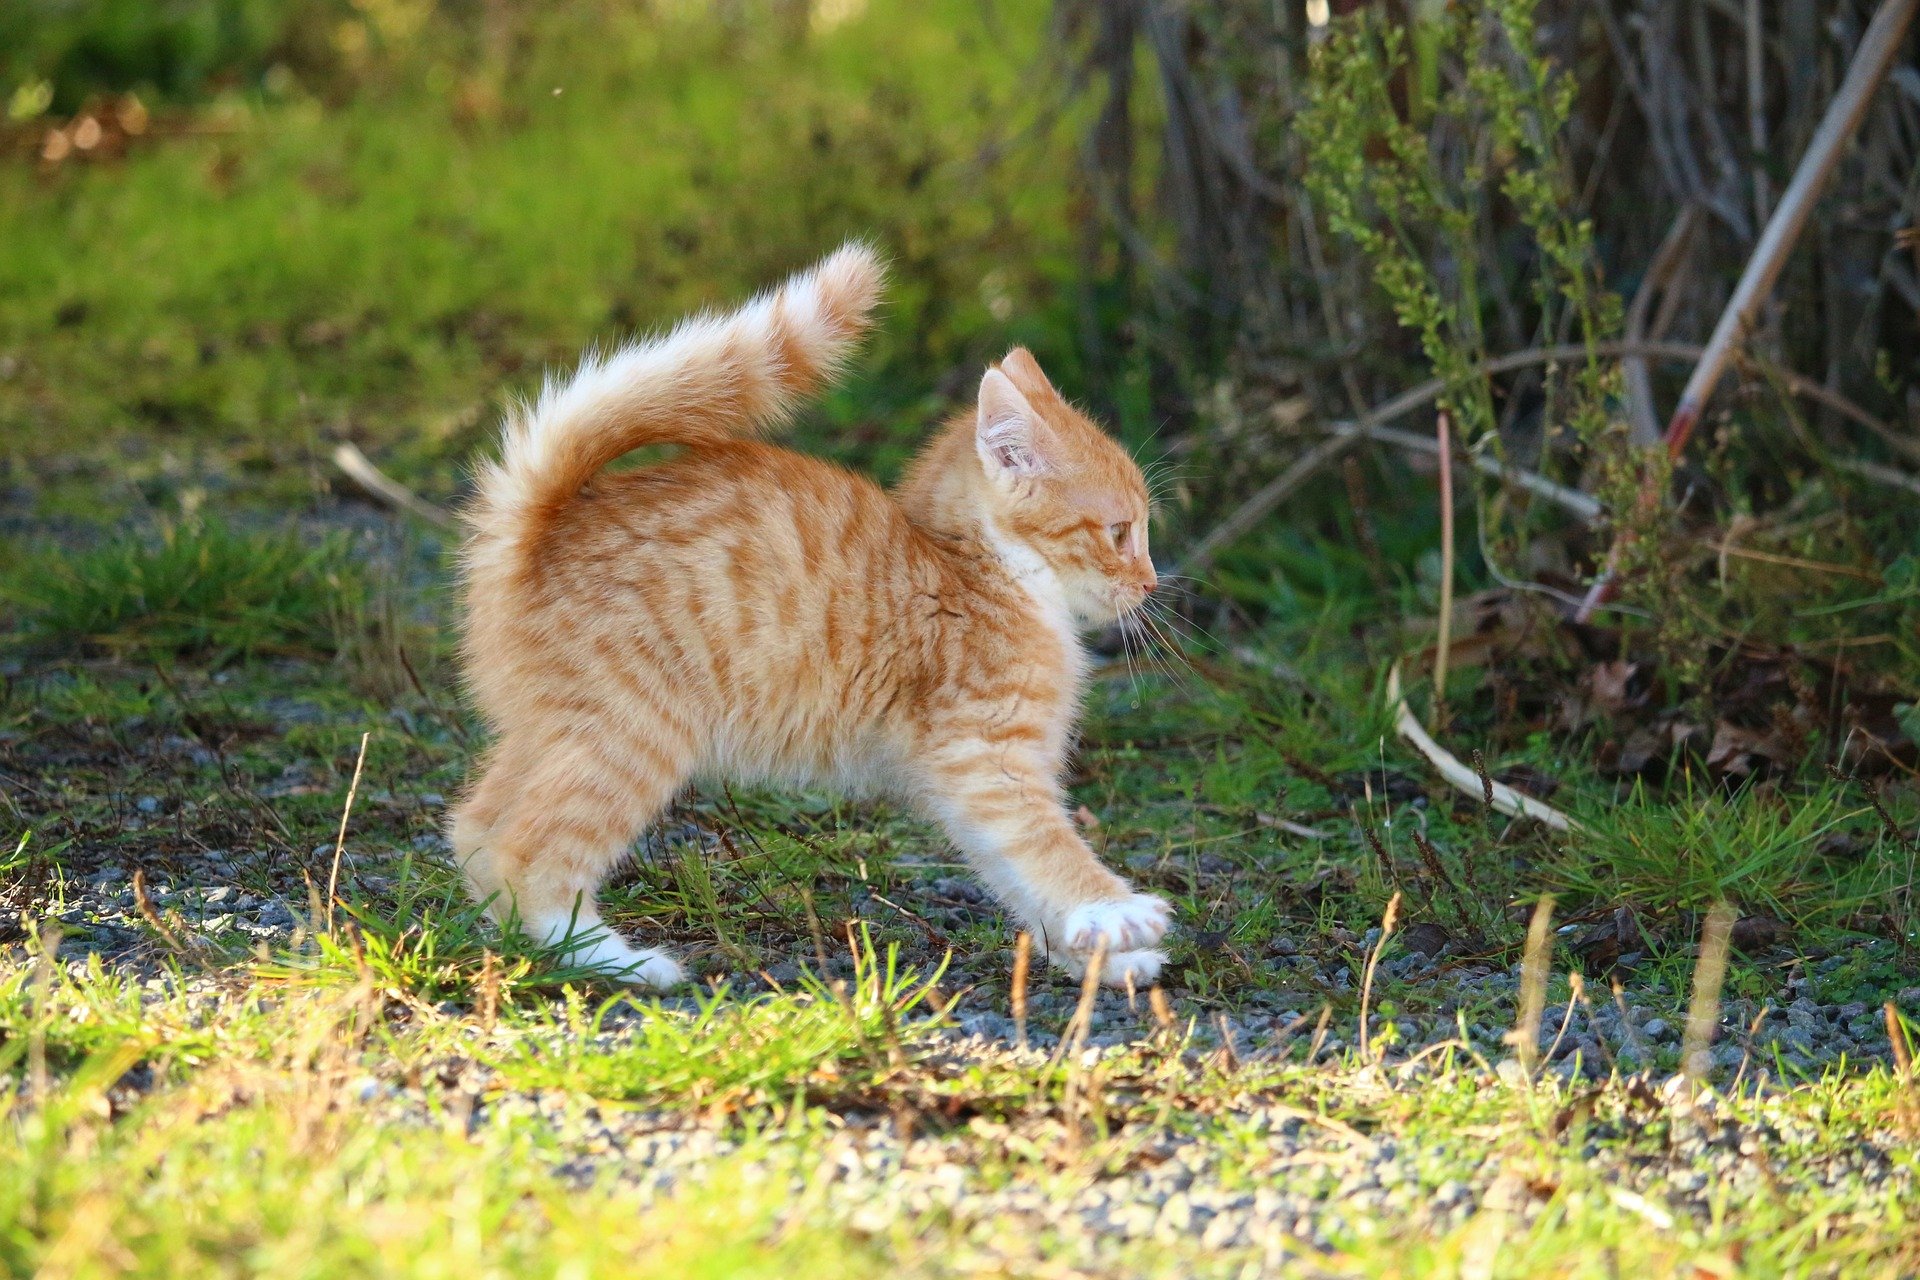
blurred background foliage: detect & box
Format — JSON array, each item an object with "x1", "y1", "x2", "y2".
[
  {"x1": 1, "y1": 0, "x2": 1916, "y2": 749},
  {"x1": 0, "y1": 0, "x2": 1100, "y2": 504}
]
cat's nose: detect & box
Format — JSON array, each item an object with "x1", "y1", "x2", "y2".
[{"x1": 1141, "y1": 570, "x2": 1158, "y2": 595}]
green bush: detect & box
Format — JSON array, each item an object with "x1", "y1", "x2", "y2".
[{"x1": 1, "y1": 0, "x2": 351, "y2": 113}]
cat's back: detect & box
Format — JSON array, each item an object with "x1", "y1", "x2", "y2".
[
  {"x1": 517, "y1": 442, "x2": 983, "y2": 781},
  {"x1": 551, "y1": 441, "x2": 918, "y2": 583}
]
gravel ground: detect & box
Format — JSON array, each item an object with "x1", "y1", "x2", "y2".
[
  {"x1": 15, "y1": 944, "x2": 1859, "y2": 1279},
  {"x1": 287, "y1": 1009, "x2": 1919, "y2": 1274}
]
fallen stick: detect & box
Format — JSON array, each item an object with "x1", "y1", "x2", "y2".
[
  {"x1": 333, "y1": 442, "x2": 458, "y2": 531},
  {"x1": 1385, "y1": 661, "x2": 1579, "y2": 833},
  {"x1": 1383, "y1": 340, "x2": 1914, "y2": 469},
  {"x1": 1178, "y1": 340, "x2": 1704, "y2": 578},
  {"x1": 1355, "y1": 421, "x2": 1602, "y2": 523},
  {"x1": 1433, "y1": 411, "x2": 1456, "y2": 718},
  {"x1": 1833, "y1": 456, "x2": 1920, "y2": 499},
  {"x1": 325, "y1": 731, "x2": 372, "y2": 935},
  {"x1": 1178, "y1": 432, "x2": 1360, "y2": 578}
]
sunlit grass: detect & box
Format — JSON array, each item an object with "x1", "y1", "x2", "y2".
[
  {"x1": 1550, "y1": 775, "x2": 1892, "y2": 927},
  {"x1": 1, "y1": 1066, "x2": 898, "y2": 1279},
  {"x1": 2, "y1": 951, "x2": 1914, "y2": 1279},
  {"x1": 494, "y1": 935, "x2": 949, "y2": 1108}
]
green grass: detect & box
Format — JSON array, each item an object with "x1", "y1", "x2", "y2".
[
  {"x1": 3, "y1": 616, "x2": 1916, "y2": 1276},
  {"x1": 2, "y1": 1057, "x2": 899, "y2": 1278},
  {"x1": 491, "y1": 935, "x2": 947, "y2": 1107},
  {"x1": 2, "y1": 952, "x2": 1915, "y2": 1278},
  {"x1": 1, "y1": 517, "x2": 365, "y2": 660},
  {"x1": 5, "y1": 512, "x2": 1912, "y2": 1011},
  {"x1": 1550, "y1": 775, "x2": 1901, "y2": 929}
]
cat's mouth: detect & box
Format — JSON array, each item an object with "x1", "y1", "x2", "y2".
[{"x1": 1102, "y1": 585, "x2": 1154, "y2": 622}]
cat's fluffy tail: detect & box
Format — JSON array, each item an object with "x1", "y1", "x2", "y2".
[{"x1": 470, "y1": 241, "x2": 884, "y2": 544}]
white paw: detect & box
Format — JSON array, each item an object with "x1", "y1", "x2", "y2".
[
  {"x1": 583, "y1": 938, "x2": 686, "y2": 989},
  {"x1": 547, "y1": 925, "x2": 686, "y2": 989},
  {"x1": 1062, "y1": 893, "x2": 1170, "y2": 953},
  {"x1": 1053, "y1": 947, "x2": 1166, "y2": 988}
]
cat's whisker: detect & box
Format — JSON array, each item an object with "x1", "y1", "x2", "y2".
[
  {"x1": 1135, "y1": 604, "x2": 1202, "y2": 686},
  {"x1": 1144, "y1": 610, "x2": 1206, "y2": 659},
  {"x1": 1115, "y1": 613, "x2": 1146, "y2": 704},
  {"x1": 1138, "y1": 615, "x2": 1180, "y2": 679},
  {"x1": 1142, "y1": 595, "x2": 1220, "y2": 658},
  {"x1": 1131, "y1": 419, "x2": 1178, "y2": 462},
  {"x1": 1140, "y1": 469, "x2": 1186, "y2": 503},
  {"x1": 1131, "y1": 624, "x2": 1163, "y2": 697},
  {"x1": 1140, "y1": 466, "x2": 1189, "y2": 491},
  {"x1": 1126, "y1": 606, "x2": 1191, "y2": 689},
  {"x1": 1139, "y1": 643, "x2": 1192, "y2": 691},
  {"x1": 1139, "y1": 612, "x2": 1191, "y2": 672}
]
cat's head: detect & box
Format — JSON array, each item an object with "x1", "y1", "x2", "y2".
[{"x1": 969, "y1": 348, "x2": 1157, "y2": 627}]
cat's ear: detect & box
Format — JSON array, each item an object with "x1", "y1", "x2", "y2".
[
  {"x1": 998, "y1": 347, "x2": 1058, "y2": 401},
  {"x1": 976, "y1": 367, "x2": 1050, "y2": 479}
]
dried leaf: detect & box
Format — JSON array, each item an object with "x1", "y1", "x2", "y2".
[
  {"x1": 1585, "y1": 659, "x2": 1645, "y2": 714},
  {"x1": 1570, "y1": 905, "x2": 1645, "y2": 976},
  {"x1": 1399, "y1": 920, "x2": 1452, "y2": 957},
  {"x1": 1728, "y1": 915, "x2": 1790, "y2": 954}
]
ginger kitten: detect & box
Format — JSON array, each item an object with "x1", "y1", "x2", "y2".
[{"x1": 451, "y1": 243, "x2": 1171, "y2": 988}]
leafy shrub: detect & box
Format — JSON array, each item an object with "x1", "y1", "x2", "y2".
[{"x1": 1298, "y1": 0, "x2": 1623, "y2": 486}]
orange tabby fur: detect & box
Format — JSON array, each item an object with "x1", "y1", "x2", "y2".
[{"x1": 451, "y1": 243, "x2": 1169, "y2": 987}]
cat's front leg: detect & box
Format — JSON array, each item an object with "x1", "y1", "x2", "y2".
[{"x1": 919, "y1": 761, "x2": 1171, "y2": 986}]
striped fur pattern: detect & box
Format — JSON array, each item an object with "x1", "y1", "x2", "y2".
[{"x1": 451, "y1": 243, "x2": 1168, "y2": 987}]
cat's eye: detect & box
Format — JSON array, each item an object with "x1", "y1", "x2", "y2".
[{"x1": 1108, "y1": 521, "x2": 1131, "y2": 552}]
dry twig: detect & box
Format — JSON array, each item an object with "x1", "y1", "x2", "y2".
[
  {"x1": 333, "y1": 442, "x2": 457, "y2": 531},
  {"x1": 1385, "y1": 662, "x2": 1579, "y2": 832},
  {"x1": 1011, "y1": 930, "x2": 1032, "y2": 1051},
  {"x1": 1432, "y1": 410, "x2": 1456, "y2": 719},
  {"x1": 325, "y1": 732, "x2": 372, "y2": 934},
  {"x1": 131, "y1": 868, "x2": 188, "y2": 954},
  {"x1": 1623, "y1": 205, "x2": 1703, "y2": 446},
  {"x1": 1507, "y1": 897, "x2": 1556, "y2": 1078},
  {"x1": 1576, "y1": 0, "x2": 1920, "y2": 621},
  {"x1": 1357, "y1": 892, "x2": 1401, "y2": 1060},
  {"x1": 1663, "y1": 0, "x2": 1919, "y2": 461},
  {"x1": 1681, "y1": 902, "x2": 1738, "y2": 1090},
  {"x1": 1183, "y1": 335, "x2": 1915, "y2": 580}
]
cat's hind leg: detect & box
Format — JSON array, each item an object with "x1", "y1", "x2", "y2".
[
  {"x1": 452, "y1": 726, "x2": 691, "y2": 988},
  {"x1": 449, "y1": 734, "x2": 533, "y2": 918}
]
